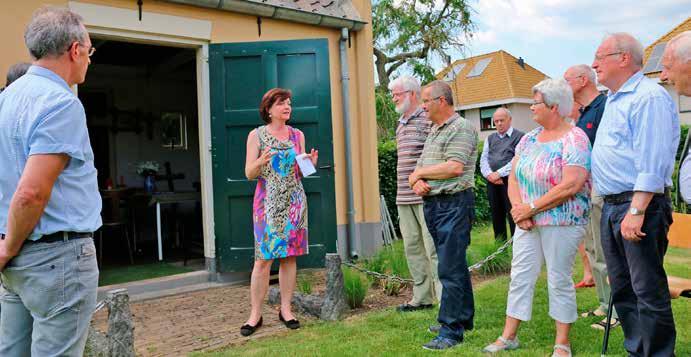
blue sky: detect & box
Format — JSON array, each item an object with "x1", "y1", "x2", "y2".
[{"x1": 436, "y1": 0, "x2": 690, "y2": 78}]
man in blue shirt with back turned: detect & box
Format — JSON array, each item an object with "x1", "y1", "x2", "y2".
[
  {"x1": 0, "y1": 6, "x2": 101, "y2": 356},
  {"x1": 592, "y1": 32, "x2": 679, "y2": 357}
]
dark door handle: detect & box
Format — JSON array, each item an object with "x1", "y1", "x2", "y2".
[{"x1": 318, "y1": 165, "x2": 333, "y2": 170}]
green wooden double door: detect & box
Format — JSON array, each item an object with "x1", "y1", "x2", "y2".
[{"x1": 210, "y1": 39, "x2": 337, "y2": 272}]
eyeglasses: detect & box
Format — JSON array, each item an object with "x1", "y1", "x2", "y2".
[
  {"x1": 564, "y1": 75, "x2": 584, "y2": 82},
  {"x1": 531, "y1": 101, "x2": 546, "y2": 106},
  {"x1": 78, "y1": 43, "x2": 96, "y2": 57},
  {"x1": 593, "y1": 51, "x2": 622, "y2": 62},
  {"x1": 422, "y1": 96, "x2": 442, "y2": 105},
  {"x1": 391, "y1": 90, "x2": 410, "y2": 98}
]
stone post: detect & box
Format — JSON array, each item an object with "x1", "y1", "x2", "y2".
[
  {"x1": 320, "y1": 253, "x2": 349, "y2": 320},
  {"x1": 106, "y1": 288, "x2": 135, "y2": 357}
]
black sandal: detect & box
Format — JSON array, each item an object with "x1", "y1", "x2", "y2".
[
  {"x1": 240, "y1": 316, "x2": 263, "y2": 336},
  {"x1": 279, "y1": 311, "x2": 300, "y2": 329}
]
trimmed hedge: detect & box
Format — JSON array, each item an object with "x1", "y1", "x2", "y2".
[{"x1": 377, "y1": 139, "x2": 491, "y2": 233}]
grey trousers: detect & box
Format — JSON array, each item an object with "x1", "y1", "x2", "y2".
[
  {"x1": 398, "y1": 204, "x2": 441, "y2": 305},
  {"x1": 585, "y1": 193, "x2": 618, "y2": 318},
  {"x1": 0, "y1": 237, "x2": 99, "y2": 357}
]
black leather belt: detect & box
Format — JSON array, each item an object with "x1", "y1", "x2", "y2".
[
  {"x1": 26, "y1": 231, "x2": 93, "y2": 244},
  {"x1": 603, "y1": 188, "x2": 670, "y2": 205}
]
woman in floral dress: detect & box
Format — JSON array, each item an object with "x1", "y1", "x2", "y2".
[{"x1": 240, "y1": 88, "x2": 317, "y2": 336}]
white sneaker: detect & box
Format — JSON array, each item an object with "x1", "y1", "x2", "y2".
[{"x1": 482, "y1": 336, "x2": 520, "y2": 353}]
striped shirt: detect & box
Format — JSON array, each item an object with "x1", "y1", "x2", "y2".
[
  {"x1": 417, "y1": 113, "x2": 478, "y2": 195},
  {"x1": 396, "y1": 107, "x2": 432, "y2": 205}
]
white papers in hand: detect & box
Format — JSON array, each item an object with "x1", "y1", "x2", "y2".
[{"x1": 296, "y1": 153, "x2": 316, "y2": 176}]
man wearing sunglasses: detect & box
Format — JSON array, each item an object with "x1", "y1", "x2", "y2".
[{"x1": 0, "y1": 6, "x2": 100, "y2": 356}]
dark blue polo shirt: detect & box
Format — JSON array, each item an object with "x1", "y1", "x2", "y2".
[{"x1": 576, "y1": 93, "x2": 605, "y2": 145}]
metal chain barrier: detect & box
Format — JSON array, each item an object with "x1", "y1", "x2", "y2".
[{"x1": 342, "y1": 236, "x2": 514, "y2": 283}]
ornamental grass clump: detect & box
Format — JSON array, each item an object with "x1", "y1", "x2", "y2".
[
  {"x1": 297, "y1": 272, "x2": 314, "y2": 295},
  {"x1": 343, "y1": 267, "x2": 368, "y2": 309}
]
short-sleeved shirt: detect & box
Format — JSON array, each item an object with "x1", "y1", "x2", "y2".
[
  {"x1": 417, "y1": 113, "x2": 478, "y2": 196},
  {"x1": 395, "y1": 107, "x2": 432, "y2": 205},
  {"x1": 513, "y1": 126, "x2": 592, "y2": 226},
  {"x1": 0, "y1": 65, "x2": 102, "y2": 240}
]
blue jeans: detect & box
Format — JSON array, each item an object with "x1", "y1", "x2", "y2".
[
  {"x1": 601, "y1": 195, "x2": 676, "y2": 357},
  {"x1": 0, "y1": 237, "x2": 99, "y2": 357},
  {"x1": 423, "y1": 190, "x2": 474, "y2": 342}
]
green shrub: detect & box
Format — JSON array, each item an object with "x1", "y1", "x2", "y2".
[
  {"x1": 473, "y1": 141, "x2": 491, "y2": 224},
  {"x1": 378, "y1": 139, "x2": 399, "y2": 230},
  {"x1": 297, "y1": 273, "x2": 314, "y2": 295},
  {"x1": 343, "y1": 267, "x2": 368, "y2": 309},
  {"x1": 673, "y1": 125, "x2": 690, "y2": 213},
  {"x1": 375, "y1": 89, "x2": 398, "y2": 141}
]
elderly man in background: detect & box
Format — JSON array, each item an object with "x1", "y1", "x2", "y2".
[
  {"x1": 592, "y1": 32, "x2": 679, "y2": 356},
  {"x1": 1, "y1": 62, "x2": 31, "y2": 92},
  {"x1": 563, "y1": 64, "x2": 618, "y2": 330},
  {"x1": 388, "y1": 76, "x2": 440, "y2": 312},
  {"x1": 660, "y1": 31, "x2": 691, "y2": 204},
  {"x1": 409, "y1": 80, "x2": 478, "y2": 350},
  {"x1": 479, "y1": 108, "x2": 523, "y2": 241},
  {"x1": 0, "y1": 7, "x2": 101, "y2": 356}
]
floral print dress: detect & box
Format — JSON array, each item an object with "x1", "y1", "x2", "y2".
[{"x1": 253, "y1": 125, "x2": 308, "y2": 260}]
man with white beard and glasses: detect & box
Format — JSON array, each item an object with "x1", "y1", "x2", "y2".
[{"x1": 388, "y1": 76, "x2": 441, "y2": 312}]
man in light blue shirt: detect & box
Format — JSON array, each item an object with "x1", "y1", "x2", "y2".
[
  {"x1": 591, "y1": 33, "x2": 678, "y2": 357},
  {"x1": 0, "y1": 7, "x2": 101, "y2": 356}
]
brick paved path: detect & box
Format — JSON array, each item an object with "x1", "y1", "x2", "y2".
[{"x1": 92, "y1": 284, "x2": 311, "y2": 356}]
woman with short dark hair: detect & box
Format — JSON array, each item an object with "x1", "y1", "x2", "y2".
[{"x1": 240, "y1": 88, "x2": 318, "y2": 336}]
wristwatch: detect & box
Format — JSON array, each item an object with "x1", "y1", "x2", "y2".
[
  {"x1": 628, "y1": 207, "x2": 645, "y2": 216},
  {"x1": 529, "y1": 201, "x2": 538, "y2": 214}
]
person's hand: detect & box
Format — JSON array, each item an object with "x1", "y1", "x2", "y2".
[
  {"x1": 409, "y1": 169, "x2": 422, "y2": 188},
  {"x1": 412, "y1": 180, "x2": 431, "y2": 196},
  {"x1": 258, "y1": 148, "x2": 275, "y2": 167},
  {"x1": 488, "y1": 172, "x2": 502, "y2": 184},
  {"x1": 0, "y1": 240, "x2": 15, "y2": 272},
  {"x1": 516, "y1": 218, "x2": 535, "y2": 231},
  {"x1": 307, "y1": 148, "x2": 318, "y2": 166},
  {"x1": 620, "y1": 213, "x2": 645, "y2": 242},
  {"x1": 511, "y1": 203, "x2": 534, "y2": 222}
]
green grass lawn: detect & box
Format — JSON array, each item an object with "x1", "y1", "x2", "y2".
[
  {"x1": 98, "y1": 262, "x2": 195, "y2": 286},
  {"x1": 195, "y1": 225, "x2": 690, "y2": 356}
]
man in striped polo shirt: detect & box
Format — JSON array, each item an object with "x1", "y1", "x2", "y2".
[
  {"x1": 388, "y1": 76, "x2": 440, "y2": 313},
  {"x1": 409, "y1": 80, "x2": 478, "y2": 350}
]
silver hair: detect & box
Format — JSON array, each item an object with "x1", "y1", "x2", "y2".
[
  {"x1": 494, "y1": 107, "x2": 512, "y2": 118},
  {"x1": 424, "y1": 80, "x2": 454, "y2": 106},
  {"x1": 532, "y1": 78, "x2": 573, "y2": 118},
  {"x1": 604, "y1": 32, "x2": 644, "y2": 67},
  {"x1": 667, "y1": 31, "x2": 691, "y2": 63},
  {"x1": 24, "y1": 6, "x2": 88, "y2": 60},
  {"x1": 388, "y1": 76, "x2": 422, "y2": 97},
  {"x1": 568, "y1": 64, "x2": 597, "y2": 85}
]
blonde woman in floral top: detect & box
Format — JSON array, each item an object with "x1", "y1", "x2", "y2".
[{"x1": 483, "y1": 79, "x2": 591, "y2": 357}]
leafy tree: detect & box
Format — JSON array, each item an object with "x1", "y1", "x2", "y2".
[{"x1": 372, "y1": 0, "x2": 476, "y2": 90}]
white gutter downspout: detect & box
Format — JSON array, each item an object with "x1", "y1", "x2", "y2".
[{"x1": 339, "y1": 27, "x2": 359, "y2": 259}]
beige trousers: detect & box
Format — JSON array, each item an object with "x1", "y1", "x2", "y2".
[{"x1": 397, "y1": 204, "x2": 442, "y2": 304}]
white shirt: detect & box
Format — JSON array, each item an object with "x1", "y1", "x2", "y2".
[{"x1": 480, "y1": 127, "x2": 515, "y2": 178}]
